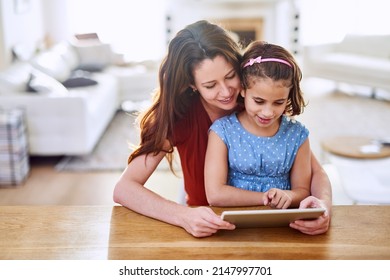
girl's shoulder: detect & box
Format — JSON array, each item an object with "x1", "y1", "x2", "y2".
[
  {"x1": 280, "y1": 115, "x2": 309, "y2": 136},
  {"x1": 213, "y1": 112, "x2": 239, "y2": 126},
  {"x1": 282, "y1": 115, "x2": 306, "y2": 128},
  {"x1": 210, "y1": 113, "x2": 240, "y2": 137}
]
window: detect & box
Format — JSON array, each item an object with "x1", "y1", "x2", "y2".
[
  {"x1": 300, "y1": 0, "x2": 390, "y2": 45},
  {"x1": 66, "y1": 0, "x2": 167, "y2": 62}
]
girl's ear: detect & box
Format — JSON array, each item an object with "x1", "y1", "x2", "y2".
[
  {"x1": 190, "y1": 85, "x2": 197, "y2": 92},
  {"x1": 240, "y1": 90, "x2": 246, "y2": 98}
]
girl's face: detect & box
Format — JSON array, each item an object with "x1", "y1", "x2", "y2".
[
  {"x1": 241, "y1": 77, "x2": 290, "y2": 135},
  {"x1": 191, "y1": 55, "x2": 241, "y2": 119}
]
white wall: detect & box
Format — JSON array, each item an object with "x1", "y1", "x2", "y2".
[
  {"x1": 1, "y1": 0, "x2": 389, "y2": 69},
  {"x1": 166, "y1": 0, "x2": 287, "y2": 44},
  {"x1": 0, "y1": 0, "x2": 169, "y2": 67},
  {"x1": 0, "y1": 0, "x2": 44, "y2": 69},
  {"x1": 41, "y1": 0, "x2": 71, "y2": 45}
]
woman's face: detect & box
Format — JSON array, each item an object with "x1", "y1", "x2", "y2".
[{"x1": 192, "y1": 55, "x2": 241, "y2": 116}]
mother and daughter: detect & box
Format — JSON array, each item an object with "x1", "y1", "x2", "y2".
[{"x1": 113, "y1": 20, "x2": 332, "y2": 238}]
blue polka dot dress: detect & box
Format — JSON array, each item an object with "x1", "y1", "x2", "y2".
[{"x1": 210, "y1": 113, "x2": 309, "y2": 192}]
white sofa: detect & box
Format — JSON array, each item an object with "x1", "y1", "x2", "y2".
[
  {"x1": 303, "y1": 34, "x2": 390, "y2": 98},
  {"x1": 0, "y1": 42, "x2": 158, "y2": 156}
]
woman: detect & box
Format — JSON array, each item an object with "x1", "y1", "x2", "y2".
[{"x1": 113, "y1": 20, "x2": 332, "y2": 237}]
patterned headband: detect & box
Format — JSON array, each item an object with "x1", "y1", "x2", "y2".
[{"x1": 243, "y1": 56, "x2": 292, "y2": 68}]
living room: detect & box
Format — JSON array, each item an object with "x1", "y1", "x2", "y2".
[
  {"x1": 2, "y1": 0, "x2": 390, "y2": 271},
  {"x1": 0, "y1": 0, "x2": 389, "y2": 207}
]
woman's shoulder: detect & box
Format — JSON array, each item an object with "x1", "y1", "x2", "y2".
[
  {"x1": 175, "y1": 95, "x2": 203, "y2": 122},
  {"x1": 173, "y1": 96, "x2": 206, "y2": 143}
]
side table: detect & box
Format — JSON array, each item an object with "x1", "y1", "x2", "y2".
[
  {"x1": 321, "y1": 136, "x2": 390, "y2": 204},
  {"x1": 321, "y1": 136, "x2": 390, "y2": 159}
]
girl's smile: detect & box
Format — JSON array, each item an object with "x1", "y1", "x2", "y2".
[
  {"x1": 239, "y1": 77, "x2": 290, "y2": 136},
  {"x1": 256, "y1": 115, "x2": 273, "y2": 125}
]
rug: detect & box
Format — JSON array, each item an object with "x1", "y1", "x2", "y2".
[{"x1": 55, "y1": 110, "x2": 140, "y2": 172}]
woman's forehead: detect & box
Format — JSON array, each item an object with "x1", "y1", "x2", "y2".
[{"x1": 193, "y1": 55, "x2": 234, "y2": 83}]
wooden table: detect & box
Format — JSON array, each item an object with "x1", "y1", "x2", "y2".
[
  {"x1": 321, "y1": 136, "x2": 390, "y2": 159},
  {"x1": 0, "y1": 205, "x2": 389, "y2": 260},
  {"x1": 321, "y1": 136, "x2": 390, "y2": 204}
]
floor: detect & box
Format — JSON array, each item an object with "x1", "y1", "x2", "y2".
[
  {"x1": 0, "y1": 156, "x2": 183, "y2": 205},
  {"x1": 1, "y1": 78, "x2": 389, "y2": 206}
]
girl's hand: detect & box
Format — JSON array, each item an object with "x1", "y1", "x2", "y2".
[
  {"x1": 263, "y1": 188, "x2": 292, "y2": 209},
  {"x1": 180, "y1": 206, "x2": 235, "y2": 238}
]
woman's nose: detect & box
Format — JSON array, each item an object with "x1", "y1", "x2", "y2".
[{"x1": 219, "y1": 83, "x2": 231, "y2": 97}]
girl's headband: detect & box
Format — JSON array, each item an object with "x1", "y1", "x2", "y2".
[{"x1": 243, "y1": 56, "x2": 292, "y2": 68}]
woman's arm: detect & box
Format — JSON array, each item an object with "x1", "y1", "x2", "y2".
[
  {"x1": 205, "y1": 131, "x2": 266, "y2": 206},
  {"x1": 289, "y1": 152, "x2": 332, "y2": 235},
  {"x1": 308, "y1": 153, "x2": 333, "y2": 211},
  {"x1": 113, "y1": 140, "x2": 235, "y2": 238}
]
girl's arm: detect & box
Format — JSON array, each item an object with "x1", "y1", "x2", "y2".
[
  {"x1": 205, "y1": 131, "x2": 267, "y2": 206},
  {"x1": 287, "y1": 138, "x2": 312, "y2": 207},
  {"x1": 113, "y1": 140, "x2": 234, "y2": 238},
  {"x1": 262, "y1": 138, "x2": 312, "y2": 209}
]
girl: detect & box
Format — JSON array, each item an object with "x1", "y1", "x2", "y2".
[{"x1": 205, "y1": 41, "x2": 311, "y2": 209}]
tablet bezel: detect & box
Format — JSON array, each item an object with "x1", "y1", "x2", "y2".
[{"x1": 221, "y1": 208, "x2": 326, "y2": 228}]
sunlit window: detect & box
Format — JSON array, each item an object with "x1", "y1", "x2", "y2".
[
  {"x1": 300, "y1": 0, "x2": 390, "y2": 45},
  {"x1": 66, "y1": 0, "x2": 168, "y2": 62},
  {"x1": 65, "y1": 0, "x2": 390, "y2": 55}
]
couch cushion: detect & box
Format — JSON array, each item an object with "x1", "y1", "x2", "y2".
[
  {"x1": 0, "y1": 62, "x2": 32, "y2": 93},
  {"x1": 336, "y1": 34, "x2": 390, "y2": 58},
  {"x1": 315, "y1": 53, "x2": 390, "y2": 75}
]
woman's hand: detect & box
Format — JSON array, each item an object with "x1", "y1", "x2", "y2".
[
  {"x1": 289, "y1": 196, "x2": 331, "y2": 235},
  {"x1": 180, "y1": 206, "x2": 235, "y2": 238}
]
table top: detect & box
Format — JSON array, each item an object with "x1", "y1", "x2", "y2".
[
  {"x1": 321, "y1": 136, "x2": 390, "y2": 159},
  {"x1": 1, "y1": 205, "x2": 389, "y2": 260}
]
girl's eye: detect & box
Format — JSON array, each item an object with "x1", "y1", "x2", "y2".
[{"x1": 254, "y1": 99, "x2": 264, "y2": 104}]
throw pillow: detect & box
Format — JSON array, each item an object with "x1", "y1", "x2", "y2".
[
  {"x1": 61, "y1": 70, "x2": 98, "y2": 88},
  {"x1": 51, "y1": 43, "x2": 80, "y2": 71},
  {"x1": 62, "y1": 77, "x2": 98, "y2": 88},
  {"x1": 73, "y1": 43, "x2": 113, "y2": 72},
  {"x1": 30, "y1": 49, "x2": 72, "y2": 83},
  {"x1": 26, "y1": 69, "x2": 68, "y2": 94}
]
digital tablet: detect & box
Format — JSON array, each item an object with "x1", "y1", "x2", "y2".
[{"x1": 221, "y1": 208, "x2": 325, "y2": 228}]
